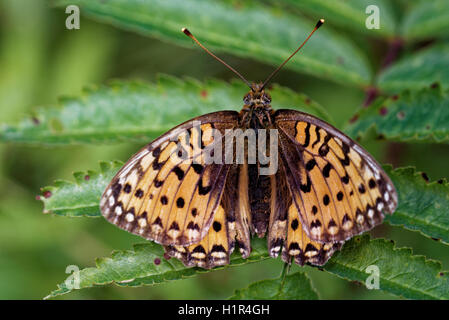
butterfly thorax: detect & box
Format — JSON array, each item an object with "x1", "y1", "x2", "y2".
[{"x1": 239, "y1": 83, "x2": 274, "y2": 129}]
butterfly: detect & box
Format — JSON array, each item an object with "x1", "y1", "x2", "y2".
[{"x1": 100, "y1": 19, "x2": 397, "y2": 269}]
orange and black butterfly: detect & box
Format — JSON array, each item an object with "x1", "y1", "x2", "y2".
[{"x1": 100, "y1": 20, "x2": 397, "y2": 269}]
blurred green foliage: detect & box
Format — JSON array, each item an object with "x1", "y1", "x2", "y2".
[{"x1": 1, "y1": 0, "x2": 449, "y2": 299}]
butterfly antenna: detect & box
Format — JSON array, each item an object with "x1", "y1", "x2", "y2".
[
  {"x1": 261, "y1": 19, "x2": 324, "y2": 90},
  {"x1": 182, "y1": 28, "x2": 252, "y2": 89}
]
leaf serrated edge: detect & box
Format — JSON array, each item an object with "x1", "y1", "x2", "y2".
[
  {"x1": 46, "y1": 235, "x2": 449, "y2": 299},
  {"x1": 228, "y1": 270, "x2": 319, "y2": 300},
  {"x1": 325, "y1": 235, "x2": 448, "y2": 300},
  {"x1": 345, "y1": 85, "x2": 449, "y2": 143},
  {"x1": 45, "y1": 240, "x2": 270, "y2": 299},
  {"x1": 39, "y1": 161, "x2": 123, "y2": 217},
  {"x1": 383, "y1": 165, "x2": 449, "y2": 245}
]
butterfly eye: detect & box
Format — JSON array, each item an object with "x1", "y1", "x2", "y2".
[
  {"x1": 243, "y1": 94, "x2": 252, "y2": 105},
  {"x1": 262, "y1": 94, "x2": 271, "y2": 105}
]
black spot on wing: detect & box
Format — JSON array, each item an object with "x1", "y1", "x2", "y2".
[
  {"x1": 154, "y1": 179, "x2": 163, "y2": 188},
  {"x1": 291, "y1": 219, "x2": 299, "y2": 230},
  {"x1": 152, "y1": 160, "x2": 164, "y2": 170},
  {"x1": 211, "y1": 244, "x2": 226, "y2": 253},
  {"x1": 340, "y1": 154, "x2": 350, "y2": 166},
  {"x1": 213, "y1": 221, "x2": 222, "y2": 232},
  {"x1": 323, "y1": 163, "x2": 332, "y2": 178},
  {"x1": 173, "y1": 167, "x2": 184, "y2": 180},
  {"x1": 176, "y1": 197, "x2": 185, "y2": 208},
  {"x1": 300, "y1": 176, "x2": 312, "y2": 193},
  {"x1": 187, "y1": 221, "x2": 200, "y2": 230},
  {"x1": 358, "y1": 184, "x2": 366, "y2": 194},
  {"x1": 306, "y1": 159, "x2": 317, "y2": 171},
  {"x1": 323, "y1": 194, "x2": 330, "y2": 206},
  {"x1": 198, "y1": 178, "x2": 212, "y2": 195},
  {"x1": 135, "y1": 189, "x2": 144, "y2": 198},
  {"x1": 152, "y1": 147, "x2": 161, "y2": 157},
  {"x1": 153, "y1": 217, "x2": 163, "y2": 227},
  {"x1": 169, "y1": 221, "x2": 180, "y2": 231},
  {"x1": 112, "y1": 183, "x2": 122, "y2": 198},
  {"x1": 192, "y1": 245, "x2": 206, "y2": 254},
  {"x1": 337, "y1": 191, "x2": 344, "y2": 201},
  {"x1": 328, "y1": 219, "x2": 337, "y2": 228},
  {"x1": 311, "y1": 220, "x2": 321, "y2": 228},
  {"x1": 318, "y1": 135, "x2": 331, "y2": 157},
  {"x1": 192, "y1": 164, "x2": 204, "y2": 174}
]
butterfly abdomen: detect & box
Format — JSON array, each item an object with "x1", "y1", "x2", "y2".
[{"x1": 248, "y1": 163, "x2": 271, "y2": 237}]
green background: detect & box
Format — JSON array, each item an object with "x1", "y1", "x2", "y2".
[{"x1": 1, "y1": 0, "x2": 449, "y2": 299}]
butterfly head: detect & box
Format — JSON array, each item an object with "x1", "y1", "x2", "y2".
[{"x1": 243, "y1": 83, "x2": 272, "y2": 108}]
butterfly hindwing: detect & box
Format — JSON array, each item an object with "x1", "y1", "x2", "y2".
[
  {"x1": 282, "y1": 202, "x2": 343, "y2": 266},
  {"x1": 275, "y1": 109, "x2": 397, "y2": 243},
  {"x1": 100, "y1": 111, "x2": 239, "y2": 246},
  {"x1": 165, "y1": 203, "x2": 232, "y2": 269},
  {"x1": 268, "y1": 160, "x2": 342, "y2": 266},
  {"x1": 165, "y1": 163, "x2": 254, "y2": 268},
  {"x1": 221, "y1": 163, "x2": 252, "y2": 258}
]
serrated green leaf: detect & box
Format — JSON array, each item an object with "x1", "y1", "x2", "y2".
[
  {"x1": 325, "y1": 235, "x2": 449, "y2": 300},
  {"x1": 229, "y1": 271, "x2": 318, "y2": 300},
  {"x1": 55, "y1": 0, "x2": 371, "y2": 87},
  {"x1": 45, "y1": 237, "x2": 270, "y2": 299},
  {"x1": 345, "y1": 87, "x2": 449, "y2": 143},
  {"x1": 401, "y1": 0, "x2": 449, "y2": 40},
  {"x1": 282, "y1": 0, "x2": 396, "y2": 37},
  {"x1": 40, "y1": 161, "x2": 123, "y2": 217},
  {"x1": 0, "y1": 76, "x2": 330, "y2": 145},
  {"x1": 377, "y1": 44, "x2": 449, "y2": 93},
  {"x1": 385, "y1": 166, "x2": 449, "y2": 246},
  {"x1": 46, "y1": 235, "x2": 449, "y2": 299}
]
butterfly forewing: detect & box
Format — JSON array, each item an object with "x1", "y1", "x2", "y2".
[
  {"x1": 100, "y1": 111, "x2": 239, "y2": 247},
  {"x1": 275, "y1": 109, "x2": 397, "y2": 243}
]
